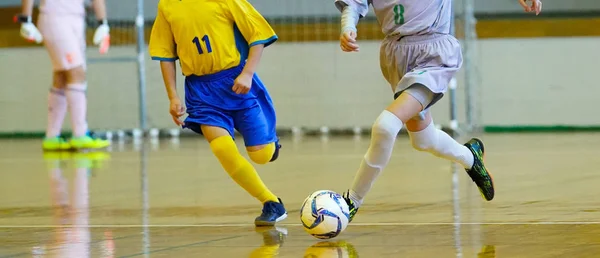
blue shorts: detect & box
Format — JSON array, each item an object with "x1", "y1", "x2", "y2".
[{"x1": 182, "y1": 64, "x2": 278, "y2": 147}]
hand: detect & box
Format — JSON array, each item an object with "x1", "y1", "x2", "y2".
[
  {"x1": 93, "y1": 23, "x2": 110, "y2": 54},
  {"x1": 20, "y1": 22, "x2": 43, "y2": 43},
  {"x1": 340, "y1": 30, "x2": 359, "y2": 52},
  {"x1": 232, "y1": 72, "x2": 252, "y2": 94},
  {"x1": 169, "y1": 98, "x2": 185, "y2": 126},
  {"x1": 518, "y1": 0, "x2": 542, "y2": 15}
]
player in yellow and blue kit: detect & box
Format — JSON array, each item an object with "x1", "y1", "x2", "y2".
[{"x1": 149, "y1": 0, "x2": 286, "y2": 226}]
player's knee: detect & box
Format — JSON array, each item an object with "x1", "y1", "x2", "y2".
[
  {"x1": 65, "y1": 66, "x2": 86, "y2": 84},
  {"x1": 52, "y1": 72, "x2": 67, "y2": 89},
  {"x1": 247, "y1": 143, "x2": 275, "y2": 165},
  {"x1": 371, "y1": 110, "x2": 403, "y2": 143}
]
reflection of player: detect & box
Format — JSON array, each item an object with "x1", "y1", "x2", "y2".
[
  {"x1": 17, "y1": 0, "x2": 111, "y2": 151},
  {"x1": 249, "y1": 227, "x2": 287, "y2": 258},
  {"x1": 40, "y1": 151, "x2": 109, "y2": 257},
  {"x1": 303, "y1": 241, "x2": 359, "y2": 258},
  {"x1": 336, "y1": 0, "x2": 542, "y2": 223},
  {"x1": 478, "y1": 245, "x2": 496, "y2": 258},
  {"x1": 149, "y1": 0, "x2": 286, "y2": 226}
]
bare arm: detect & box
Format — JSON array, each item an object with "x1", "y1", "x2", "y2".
[
  {"x1": 160, "y1": 61, "x2": 178, "y2": 100},
  {"x1": 21, "y1": 0, "x2": 34, "y2": 17},
  {"x1": 92, "y1": 0, "x2": 107, "y2": 21},
  {"x1": 240, "y1": 44, "x2": 265, "y2": 77}
]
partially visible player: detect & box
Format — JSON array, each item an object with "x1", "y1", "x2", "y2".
[
  {"x1": 335, "y1": 0, "x2": 542, "y2": 222},
  {"x1": 17, "y1": 0, "x2": 111, "y2": 151},
  {"x1": 149, "y1": 0, "x2": 287, "y2": 226}
]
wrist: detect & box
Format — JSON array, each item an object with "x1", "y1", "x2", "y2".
[
  {"x1": 342, "y1": 26, "x2": 357, "y2": 34},
  {"x1": 97, "y1": 19, "x2": 108, "y2": 26},
  {"x1": 15, "y1": 14, "x2": 32, "y2": 23}
]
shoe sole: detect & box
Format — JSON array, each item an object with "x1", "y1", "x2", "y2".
[
  {"x1": 255, "y1": 213, "x2": 288, "y2": 227},
  {"x1": 471, "y1": 138, "x2": 495, "y2": 201}
]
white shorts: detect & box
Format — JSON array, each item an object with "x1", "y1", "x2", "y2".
[
  {"x1": 37, "y1": 14, "x2": 86, "y2": 71},
  {"x1": 380, "y1": 33, "x2": 463, "y2": 110}
]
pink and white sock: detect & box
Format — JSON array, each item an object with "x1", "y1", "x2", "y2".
[
  {"x1": 46, "y1": 87, "x2": 67, "y2": 138},
  {"x1": 65, "y1": 82, "x2": 88, "y2": 137}
]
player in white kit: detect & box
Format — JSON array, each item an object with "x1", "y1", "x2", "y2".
[
  {"x1": 335, "y1": 0, "x2": 542, "y2": 222},
  {"x1": 17, "y1": 0, "x2": 111, "y2": 151}
]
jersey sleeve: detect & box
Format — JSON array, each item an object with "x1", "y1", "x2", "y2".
[
  {"x1": 226, "y1": 0, "x2": 278, "y2": 48},
  {"x1": 335, "y1": 0, "x2": 369, "y2": 18},
  {"x1": 148, "y1": 3, "x2": 178, "y2": 61}
]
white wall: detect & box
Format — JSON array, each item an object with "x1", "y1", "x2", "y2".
[
  {"x1": 2, "y1": 0, "x2": 599, "y2": 20},
  {"x1": 0, "y1": 37, "x2": 598, "y2": 133}
]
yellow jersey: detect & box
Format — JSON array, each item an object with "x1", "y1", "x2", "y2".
[{"x1": 148, "y1": 0, "x2": 277, "y2": 77}]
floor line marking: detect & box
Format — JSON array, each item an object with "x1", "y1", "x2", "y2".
[{"x1": 1, "y1": 221, "x2": 599, "y2": 228}]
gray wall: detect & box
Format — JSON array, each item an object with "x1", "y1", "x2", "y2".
[
  {"x1": 2, "y1": 0, "x2": 600, "y2": 20},
  {"x1": 0, "y1": 37, "x2": 599, "y2": 133}
]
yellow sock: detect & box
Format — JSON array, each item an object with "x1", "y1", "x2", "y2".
[
  {"x1": 210, "y1": 136, "x2": 279, "y2": 203},
  {"x1": 249, "y1": 245, "x2": 280, "y2": 258}
]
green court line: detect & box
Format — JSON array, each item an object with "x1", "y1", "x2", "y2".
[
  {"x1": 1, "y1": 125, "x2": 599, "y2": 139},
  {"x1": 484, "y1": 125, "x2": 600, "y2": 133}
]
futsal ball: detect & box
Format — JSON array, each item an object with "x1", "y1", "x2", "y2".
[{"x1": 300, "y1": 190, "x2": 350, "y2": 239}]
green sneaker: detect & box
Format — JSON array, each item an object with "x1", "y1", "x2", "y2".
[
  {"x1": 342, "y1": 191, "x2": 359, "y2": 223},
  {"x1": 464, "y1": 138, "x2": 495, "y2": 201},
  {"x1": 69, "y1": 132, "x2": 110, "y2": 150},
  {"x1": 42, "y1": 137, "x2": 72, "y2": 151}
]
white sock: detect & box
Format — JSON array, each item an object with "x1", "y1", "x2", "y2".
[
  {"x1": 408, "y1": 121, "x2": 474, "y2": 169},
  {"x1": 349, "y1": 110, "x2": 403, "y2": 207},
  {"x1": 46, "y1": 87, "x2": 67, "y2": 138},
  {"x1": 65, "y1": 82, "x2": 89, "y2": 137}
]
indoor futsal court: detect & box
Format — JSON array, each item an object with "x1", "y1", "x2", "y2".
[
  {"x1": 1, "y1": 133, "x2": 600, "y2": 257},
  {"x1": 1, "y1": 0, "x2": 600, "y2": 257}
]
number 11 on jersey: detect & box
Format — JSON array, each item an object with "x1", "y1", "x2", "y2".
[{"x1": 193, "y1": 35, "x2": 213, "y2": 54}]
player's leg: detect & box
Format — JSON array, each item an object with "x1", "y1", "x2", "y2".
[
  {"x1": 38, "y1": 15, "x2": 107, "y2": 150},
  {"x1": 200, "y1": 123, "x2": 285, "y2": 226},
  {"x1": 38, "y1": 15, "x2": 70, "y2": 150},
  {"x1": 43, "y1": 71, "x2": 70, "y2": 151},
  {"x1": 343, "y1": 91, "x2": 423, "y2": 221},
  {"x1": 233, "y1": 79, "x2": 287, "y2": 226},
  {"x1": 406, "y1": 108, "x2": 494, "y2": 201},
  {"x1": 64, "y1": 20, "x2": 108, "y2": 150}
]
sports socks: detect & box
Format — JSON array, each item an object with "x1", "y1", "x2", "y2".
[
  {"x1": 209, "y1": 136, "x2": 279, "y2": 204},
  {"x1": 46, "y1": 87, "x2": 67, "y2": 138},
  {"x1": 65, "y1": 82, "x2": 88, "y2": 137},
  {"x1": 349, "y1": 110, "x2": 403, "y2": 208},
  {"x1": 408, "y1": 121, "x2": 474, "y2": 169}
]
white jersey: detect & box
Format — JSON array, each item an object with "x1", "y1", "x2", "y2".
[
  {"x1": 40, "y1": 0, "x2": 86, "y2": 16},
  {"x1": 335, "y1": 0, "x2": 452, "y2": 37}
]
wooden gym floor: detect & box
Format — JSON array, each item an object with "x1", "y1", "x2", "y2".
[{"x1": 0, "y1": 132, "x2": 599, "y2": 257}]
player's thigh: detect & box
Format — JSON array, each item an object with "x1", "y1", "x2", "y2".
[
  {"x1": 38, "y1": 15, "x2": 86, "y2": 74},
  {"x1": 402, "y1": 84, "x2": 437, "y2": 131},
  {"x1": 233, "y1": 105, "x2": 276, "y2": 150},
  {"x1": 200, "y1": 125, "x2": 231, "y2": 142}
]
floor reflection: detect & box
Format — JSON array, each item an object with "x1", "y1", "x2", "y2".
[{"x1": 36, "y1": 151, "x2": 112, "y2": 258}]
